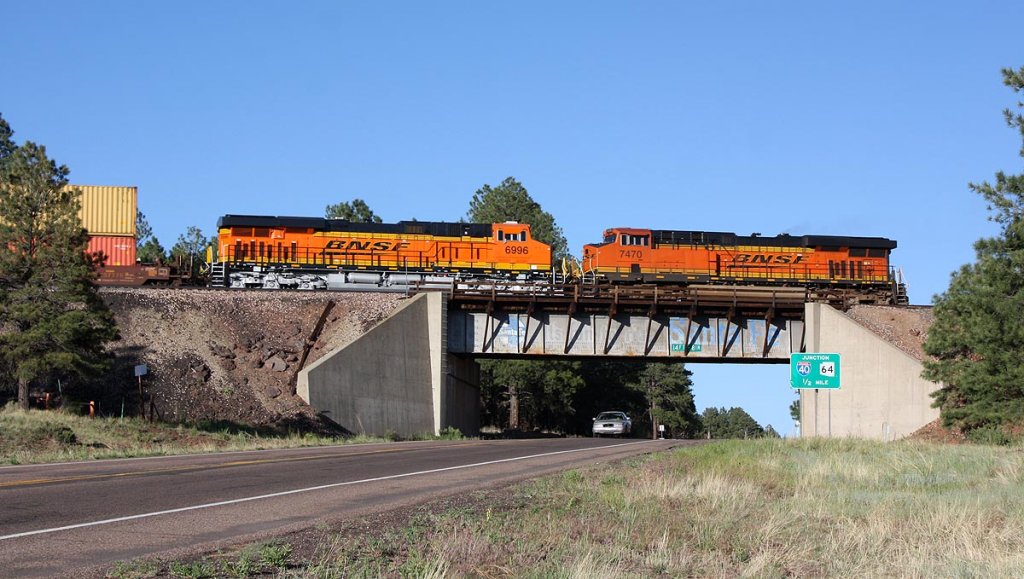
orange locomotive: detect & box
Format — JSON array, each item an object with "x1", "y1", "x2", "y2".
[
  {"x1": 583, "y1": 227, "x2": 904, "y2": 303},
  {"x1": 209, "y1": 215, "x2": 552, "y2": 289}
]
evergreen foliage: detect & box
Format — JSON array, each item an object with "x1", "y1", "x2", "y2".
[
  {"x1": 0, "y1": 114, "x2": 14, "y2": 160},
  {"x1": 0, "y1": 114, "x2": 119, "y2": 408},
  {"x1": 325, "y1": 198, "x2": 382, "y2": 223},
  {"x1": 630, "y1": 362, "x2": 701, "y2": 438},
  {"x1": 467, "y1": 177, "x2": 569, "y2": 259},
  {"x1": 478, "y1": 359, "x2": 585, "y2": 432},
  {"x1": 469, "y1": 177, "x2": 574, "y2": 432},
  {"x1": 701, "y1": 406, "x2": 767, "y2": 439},
  {"x1": 171, "y1": 225, "x2": 208, "y2": 277},
  {"x1": 923, "y1": 67, "x2": 1024, "y2": 432},
  {"x1": 137, "y1": 237, "x2": 168, "y2": 264},
  {"x1": 136, "y1": 210, "x2": 167, "y2": 263}
]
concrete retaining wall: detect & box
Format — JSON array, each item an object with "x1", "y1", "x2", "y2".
[
  {"x1": 800, "y1": 303, "x2": 940, "y2": 440},
  {"x1": 297, "y1": 292, "x2": 480, "y2": 437}
]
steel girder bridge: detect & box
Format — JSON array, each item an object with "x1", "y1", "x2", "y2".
[{"x1": 442, "y1": 283, "x2": 830, "y2": 361}]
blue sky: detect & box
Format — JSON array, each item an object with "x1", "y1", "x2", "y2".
[{"x1": 5, "y1": 1, "x2": 1023, "y2": 434}]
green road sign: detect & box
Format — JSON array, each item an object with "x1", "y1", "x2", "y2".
[{"x1": 791, "y1": 353, "x2": 840, "y2": 389}]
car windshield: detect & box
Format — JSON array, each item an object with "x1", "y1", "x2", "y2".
[{"x1": 596, "y1": 412, "x2": 624, "y2": 421}]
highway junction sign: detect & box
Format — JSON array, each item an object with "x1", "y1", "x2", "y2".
[{"x1": 790, "y1": 353, "x2": 840, "y2": 389}]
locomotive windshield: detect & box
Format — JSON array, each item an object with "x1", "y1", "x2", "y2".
[
  {"x1": 498, "y1": 230, "x2": 527, "y2": 242},
  {"x1": 621, "y1": 234, "x2": 649, "y2": 246},
  {"x1": 604, "y1": 233, "x2": 616, "y2": 243}
]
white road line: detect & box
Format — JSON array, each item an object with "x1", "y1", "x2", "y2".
[{"x1": 0, "y1": 440, "x2": 654, "y2": 541}]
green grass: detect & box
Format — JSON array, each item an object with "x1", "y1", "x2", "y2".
[{"x1": 259, "y1": 438, "x2": 1024, "y2": 577}]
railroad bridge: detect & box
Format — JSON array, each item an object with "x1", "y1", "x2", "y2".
[
  {"x1": 446, "y1": 283, "x2": 815, "y2": 360},
  {"x1": 297, "y1": 284, "x2": 937, "y2": 441}
]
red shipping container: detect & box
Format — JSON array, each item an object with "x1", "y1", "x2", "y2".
[{"x1": 88, "y1": 235, "x2": 137, "y2": 266}]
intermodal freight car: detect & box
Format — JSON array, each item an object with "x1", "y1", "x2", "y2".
[
  {"x1": 70, "y1": 184, "x2": 195, "y2": 287},
  {"x1": 583, "y1": 227, "x2": 906, "y2": 304},
  {"x1": 208, "y1": 215, "x2": 552, "y2": 289}
]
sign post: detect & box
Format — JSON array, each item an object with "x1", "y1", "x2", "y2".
[
  {"x1": 134, "y1": 364, "x2": 148, "y2": 419},
  {"x1": 790, "y1": 353, "x2": 840, "y2": 389}
]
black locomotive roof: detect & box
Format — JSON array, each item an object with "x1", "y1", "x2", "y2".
[
  {"x1": 648, "y1": 229, "x2": 897, "y2": 250},
  {"x1": 217, "y1": 215, "x2": 494, "y2": 238}
]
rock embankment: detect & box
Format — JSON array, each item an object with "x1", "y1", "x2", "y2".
[
  {"x1": 844, "y1": 305, "x2": 933, "y2": 361},
  {"x1": 100, "y1": 288, "x2": 405, "y2": 432}
]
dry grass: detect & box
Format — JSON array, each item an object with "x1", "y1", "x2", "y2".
[
  {"x1": 277, "y1": 438, "x2": 1024, "y2": 577},
  {"x1": 0, "y1": 405, "x2": 384, "y2": 464}
]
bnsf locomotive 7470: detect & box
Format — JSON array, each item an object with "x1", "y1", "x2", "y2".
[
  {"x1": 583, "y1": 227, "x2": 904, "y2": 303},
  {"x1": 200, "y1": 214, "x2": 906, "y2": 304}
]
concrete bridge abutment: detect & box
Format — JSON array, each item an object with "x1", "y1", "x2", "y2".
[
  {"x1": 799, "y1": 303, "x2": 939, "y2": 440},
  {"x1": 297, "y1": 292, "x2": 480, "y2": 438}
]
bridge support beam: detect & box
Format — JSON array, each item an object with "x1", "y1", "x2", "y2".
[
  {"x1": 800, "y1": 303, "x2": 939, "y2": 441},
  {"x1": 449, "y1": 309, "x2": 799, "y2": 360},
  {"x1": 297, "y1": 292, "x2": 479, "y2": 438}
]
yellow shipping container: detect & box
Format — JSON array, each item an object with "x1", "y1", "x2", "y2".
[{"x1": 68, "y1": 184, "x2": 137, "y2": 237}]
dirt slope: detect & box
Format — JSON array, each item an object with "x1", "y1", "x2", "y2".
[
  {"x1": 100, "y1": 288, "x2": 404, "y2": 433},
  {"x1": 844, "y1": 305, "x2": 934, "y2": 361}
]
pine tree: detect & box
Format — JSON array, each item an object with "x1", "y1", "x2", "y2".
[
  {"x1": 922, "y1": 67, "x2": 1024, "y2": 432},
  {"x1": 0, "y1": 115, "x2": 119, "y2": 409},
  {"x1": 467, "y1": 177, "x2": 569, "y2": 259},
  {"x1": 171, "y1": 225, "x2": 209, "y2": 278},
  {"x1": 325, "y1": 198, "x2": 382, "y2": 222},
  {"x1": 632, "y1": 362, "x2": 701, "y2": 438},
  {"x1": 468, "y1": 177, "x2": 576, "y2": 431},
  {"x1": 701, "y1": 407, "x2": 765, "y2": 439},
  {"x1": 136, "y1": 210, "x2": 167, "y2": 264}
]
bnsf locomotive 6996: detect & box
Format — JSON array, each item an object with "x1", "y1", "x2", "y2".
[
  {"x1": 583, "y1": 227, "x2": 905, "y2": 304},
  {"x1": 208, "y1": 215, "x2": 552, "y2": 290}
]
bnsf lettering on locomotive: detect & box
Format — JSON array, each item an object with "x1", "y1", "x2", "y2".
[
  {"x1": 734, "y1": 254, "x2": 804, "y2": 264},
  {"x1": 324, "y1": 240, "x2": 410, "y2": 251}
]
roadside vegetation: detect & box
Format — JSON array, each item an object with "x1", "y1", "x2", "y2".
[
  {"x1": 924, "y1": 66, "x2": 1024, "y2": 436},
  {"x1": 129, "y1": 438, "x2": 1024, "y2": 578},
  {"x1": 0, "y1": 405, "x2": 465, "y2": 465}
]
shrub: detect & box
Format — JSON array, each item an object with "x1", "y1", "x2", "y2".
[
  {"x1": 967, "y1": 425, "x2": 1014, "y2": 446},
  {"x1": 438, "y1": 426, "x2": 464, "y2": 440},
  {"x1": 259, "y1": 542, "x2": 293, "y2": 568}
]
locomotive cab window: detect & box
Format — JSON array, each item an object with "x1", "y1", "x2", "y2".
[
  {"x1": 621, "y1": 235, "x2": 650, "y2": 247},
  {"x1": 604, "y1": 233, "x2": 617, "y2": 243},
  {"x1": 848, "y1": 248, "x2": 867, "y2": 257},
  {"x1": 498, "y1": 230, "x2": 526, "y2": 242},
  {"x1": 868, "y1": 248, "x2": 887, "y2": 258}
]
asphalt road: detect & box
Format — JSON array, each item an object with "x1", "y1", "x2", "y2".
[{"x1": 0, "y1": 437, "x2": 684, "y2": 577}]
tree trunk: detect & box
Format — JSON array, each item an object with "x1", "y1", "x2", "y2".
[
  {"x1": 18, "y1": 376, "x2": 30, "y2": 411},
  {"x1": 650, "y1": 399, "x2": 657, "y2": 440},
  {"x1": 508, "y1": 382, "x2": 520, "y2": 430}
]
